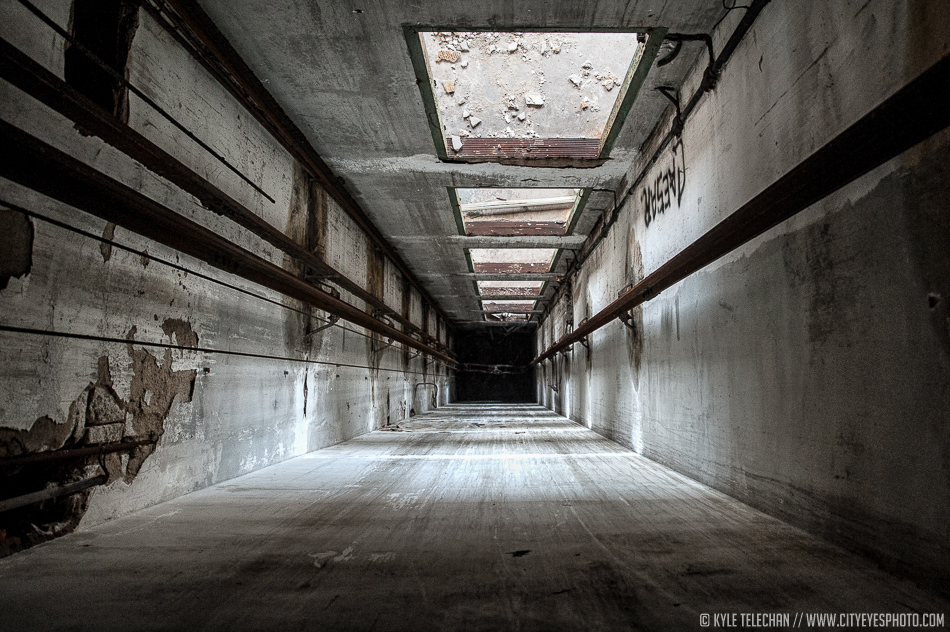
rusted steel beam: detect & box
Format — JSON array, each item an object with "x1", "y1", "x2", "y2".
[
  {"x1": 0, "y1": 121, "x2": 458, "y2": 367},
  {"x1": 533, "y1": 51, "x2": 950, "y2": 365},
  {"x1": 472, "y1": 262, "x2": 552, "y2": 274},
  {"x1": 475, "y1": 295, "x2": 544, "y2": 301},
  {"x1": 449, "y1": 138, "x2": 601, "y2": 160},
  {"x1": 0, "y1": 36, "x2": 442, "y2": 347},
  {"x1": 437, "y1": 273, "x2": 560, "y2": 281},
  {"x1": 465, "y1": 221, "x2": 568, "y2": 236},
  {"x1": 158, "y1": 0, "x2": 453, "y2": 329},
  {"x1": 476, "y1": 310, "x2": 545, "y2": 315}
]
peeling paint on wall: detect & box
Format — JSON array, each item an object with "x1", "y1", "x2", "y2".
[
  {"x1": 0, "y1": 208, "x2": 33, "y2": 290},
  {"x1": 160, "y1": 318, "x2": 199, "y2": 349},
  {"x1": 0, "y1": 325, "x2": 197, "y2": 556},
  {"x1": 100, "y1": 222, "x2": 116, "y2": 262},
  {"x1": 124, "y1": 326, "x2": 197, "y2": 478}
]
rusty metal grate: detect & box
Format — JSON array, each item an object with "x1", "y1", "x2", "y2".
[{"x1": 447, "y1": 138, "x2": 601, "y2": 160}]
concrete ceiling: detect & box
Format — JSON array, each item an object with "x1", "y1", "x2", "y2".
[{"x1": 198, "y1": 0, "x2": 726, "y2": 329}]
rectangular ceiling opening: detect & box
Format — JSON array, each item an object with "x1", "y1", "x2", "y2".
[
  {"x1": 485, "y1": 311, "x2": 532, "y2": 323},
  {"x1": 469, "y1": 248, "x2": 558, "y2": 274},
  {"x1": 455, "y1": 187, "x2": 584, "y2": 236},
  {"x1": 407, "y1": 28, "x2": 665, "y2": 162},
  {"x1": 476, "y1": 280, "x2": 545, "y2": 297},
  {"x1": 481, "y1": 299, "x2": 536, "y2": 313}
]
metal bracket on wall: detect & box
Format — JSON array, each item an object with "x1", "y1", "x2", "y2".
[
  {"x1": 303, "y1": 277, "x2": 341, "y2": 340},
  {"x1": 371, "y1": 310, "x2": 397, "y2": 352},
  {"x1": 576, "y1": 318, "x2": 590, "y2": 350},
  {"x1": 305, "y1": 313, "x2": 339, "y2": 340},
  {"x1": 305, "y1": 273, "x2": 341, "y2": 299},
  {"x1": 404, "y1": 330, "x2": 424, "y2": 359},
  {"x1": 618, "y1": 311, "x2": 638, "y2": 334},
  {"x1": 617, "y1": 283, "x2": 638, "y2": 334}
]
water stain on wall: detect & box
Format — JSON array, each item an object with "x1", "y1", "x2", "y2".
[{"x1": 625, "y1": 225, "x2": 645, "y2": 379}]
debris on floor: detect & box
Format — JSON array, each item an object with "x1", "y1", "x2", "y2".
[{"x1": 437, "y1": 50, "x2": 461, "y2": 63}]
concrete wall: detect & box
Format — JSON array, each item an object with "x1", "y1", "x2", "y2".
[
  {"x1": 0, "y1": 0, "x2": 450, "y2": 551},
  {"x1": 537, "y1": 1, "x2": 950, "y2": 584}
]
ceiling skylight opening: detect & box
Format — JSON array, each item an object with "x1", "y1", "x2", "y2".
[
  {"x1": 455, "y1": 187, "x2": 585, "y2": 236},
  {"x1": 469, "y1": 248, "x2": 558, "y2": 273},
  {"x1": 485, "y1": 311, "x2": 532, "y2": 323},
  {"x1": 482, "y1": 299, "x2": 536, "y2": 313},
  {"x1": 476, "y1": 280, "x2": 545, "y2": 297},
  {"x1": 407, "y1": 28, "x2": 665, "y2": 162}
]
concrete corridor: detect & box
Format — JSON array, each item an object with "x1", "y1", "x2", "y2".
[{"x1": 1, "y1": 404, "x2": 947, "y2": 631}]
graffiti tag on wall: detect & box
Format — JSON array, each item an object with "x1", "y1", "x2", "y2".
[{"x1": 642, "y1": 139, "x2": 686, "y2": 228}]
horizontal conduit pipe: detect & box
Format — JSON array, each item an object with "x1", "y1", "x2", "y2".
[
  {"x1": 0, "y1": 438, "x2": 155, "y2": 469},
  {"x1": 0, "y1": 121, "x2": 458, "y2": 367},
  {"x1": 0, "y1": 475, "x2": 108, "y2": 513},
  {"x1": 546, "y1": 0, "x2": 771, "y2": 298},
  {"x1": 14, "y1": 0, "x2": 275, "y2": 203},
  {"x1": 159, "y1": 0, "x2": 454, "y2": 328},
  {"x1": 533, "y1": 50, "x2": 950, "y2": 364},
  {"x1": 0, "y1": 37, "x2": 447, "y2": 353},
  {"x1": 0, "y1": 324, "x2": 451, "y2": 376}
]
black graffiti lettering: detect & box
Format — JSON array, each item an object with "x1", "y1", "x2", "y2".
[{"x1": 641, "y1": 139, "x2": 686, "y2": 228}]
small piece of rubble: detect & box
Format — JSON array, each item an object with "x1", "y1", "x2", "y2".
[
  {"x1": 469, "y1": 116, "x2": 482, "y2": 128},
  {"x1": 581, "y1": 99, "x2": 589, "y2": 110},
  {"x1": 603, "y1": 80, "x2": 614, "y2": 91},
  {"x1": 525, "y1": 93, "x2": 544, "y2": 107},
  {"x1": 460, "y1": 40, "x2": 470, "y2": 52},
  {"x1": 460, "y1": 60, "x2": 468, "y2": 68},
  {"x1": 517, "y1": 112, "x2": 526, "y2": 122},
  {"x1": 442, "y1": 81, "x2": 455, "y2": 94},
  {"x1": 507, "y1": 41, "x2": 518, "y2": 52},
  {"x1": 437, "y1": 50, "x2": 461, "y2": 63},
  {"x1": 458, "y1": 129, "x2": 470, "y2": 137},
  {"x1": 451, "y1": 135, "x2": 463, "y2": 152},
  {"x1": 569, "y1": 74, "x2": 582, "y2": 87},
  {"x1": 582, "y1": 61, "x2": 593, "y2": 69},
  {"x1": 462, "y1": 110, "x2": 471, "y2": 119}
]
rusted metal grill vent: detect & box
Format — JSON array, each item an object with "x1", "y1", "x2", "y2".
[{"x1": 447, "y1": 138, "x2": 601, "y2": 160}]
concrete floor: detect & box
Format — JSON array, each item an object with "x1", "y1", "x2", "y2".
[{"x1": 0, "y1": 404, "x2": 946, "y2": 631}]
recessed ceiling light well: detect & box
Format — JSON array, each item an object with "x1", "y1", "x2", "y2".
[
  {"x1": 406, "y1": 27, "x2": 666, "y2": 163},
  {"x1": 452, "y1": 187, "x2": 590, "y2": 236}
]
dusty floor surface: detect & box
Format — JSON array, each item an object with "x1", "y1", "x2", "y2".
[{"x1": 1, "y1": 404, "x2": 947, "y2": 631}]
